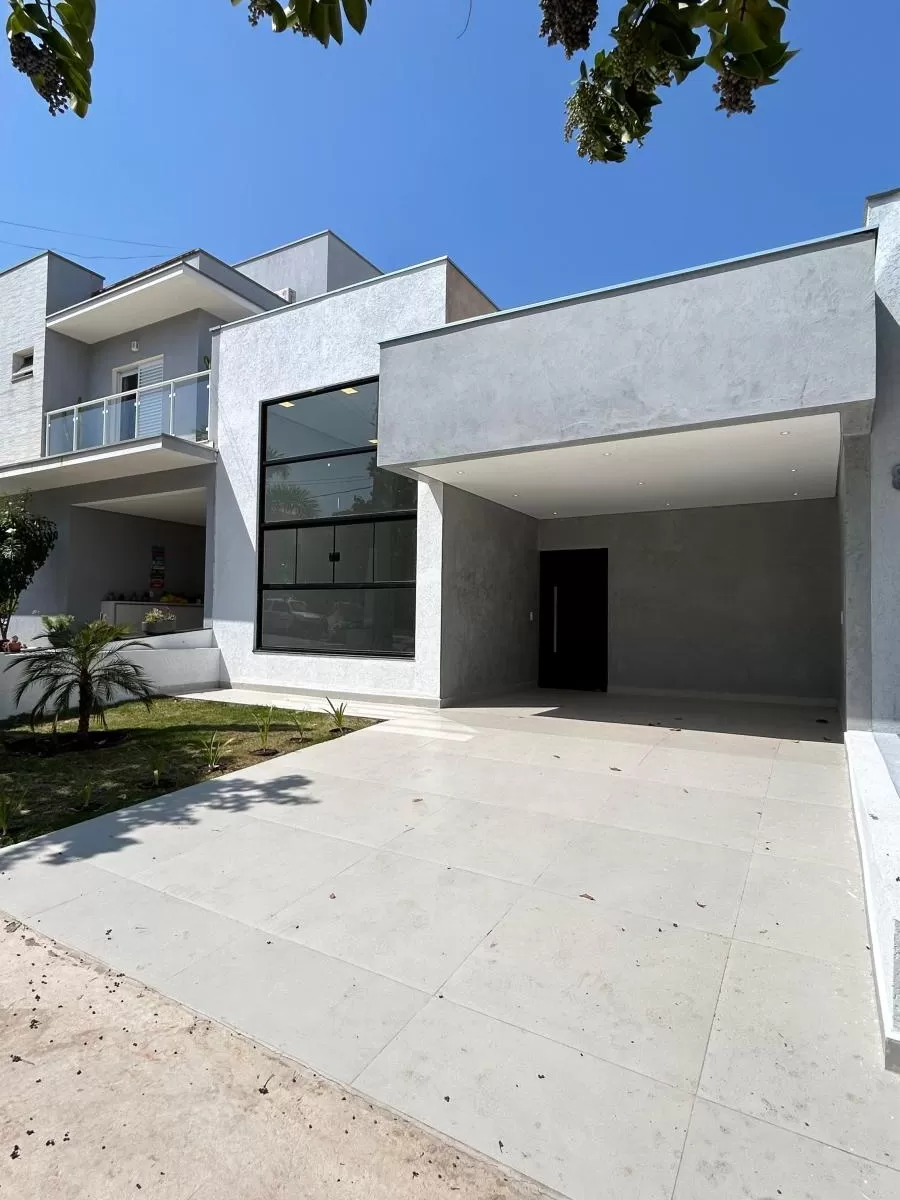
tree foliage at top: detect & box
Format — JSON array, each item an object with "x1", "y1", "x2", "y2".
[
  {"x1": 6, "y1": 0, "x2": 796, "y2": 164},
  {"x1": 0, "y1": 492, "x2": 57, "y2": 640}
]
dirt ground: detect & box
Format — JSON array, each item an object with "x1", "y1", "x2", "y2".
[{"x1": 0, "y1": 920, "x2": 547, "y2": 1200}]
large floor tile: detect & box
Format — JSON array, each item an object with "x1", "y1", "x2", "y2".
[
  {"x1": 654, "y1": 728, "x2": 779, "y2": 758},
  {"x1": 356, "y1": 998, "x2": 693, "y2": 1200},
  {"x1": 756, "y1": 797, "x2": 859, "y2": 868},
  {"x1": 734, "y1": 854, "x2": 869, "y2": 967},
  {"x1": 385, "y1": 751, "x2": 616, "y2": 822},
  {"x1": 443, "y1": 890, "x2": 729, "y2": 1090},
  {"x1": 28, "y1": 874, "x2": 250, "y2": 987},
  {"x1": 537, "y1": 824, "x2": 750, "y2": 936},
  {"x1": 598, "y1": 774, "x2": 764, "y2": 851},
  {"x1": 699, "y1": 940, "x2": 900, "y2": 1166},
  {"x1": 0, "y1": 854, "x2": 110, "y2": 920},
  {"x1": 634, "y1": 745, "x2": 775, "y2": 797},
  {"x1": 776, "y1": 738, "x2": 848, "y2": 766},
  {"x1": 386, "y1": 798, "x2": 581, "y2": 884},
  {"x1": 133, "y1": 818, "x2": 370, "y2": 923},
  {"x1": 165, "y1": 927, "x2": 428, "y2": 1081},
  {"x1": 267, "y1": 850, "x2": 520, "y2": 991},
  {"x1": 766, "y1": 758, "x2": 851, "y2": 806},
  {"x1": 675, "y1": 1099, "x2": 900, "y2": 1199},
  {"x1": 431, "y1": 729, "x2": 653, "y2": 775},
  {"x1": 16, "y1": 799, "x2": 254, "y2": 880},
  {"x1": 251, "y1": 770, "x2": 452, "y2": 846}
]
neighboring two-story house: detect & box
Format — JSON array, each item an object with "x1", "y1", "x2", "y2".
[{"x1": 2, "y1": 189, "x2": 899, "y2": 734}]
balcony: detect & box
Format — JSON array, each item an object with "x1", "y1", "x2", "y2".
[{"x1": 44, "y1": 371, "x2": 210, "y2": 456}]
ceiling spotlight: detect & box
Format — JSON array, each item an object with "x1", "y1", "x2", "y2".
[
  {"x1": 780, "y1": 430, "x2": 790, "y2": 437},
  {"x1": 341, "y1": 387, "x2": 358, "y2": 395},
  {"x1": 279, "y1": 401, "x2": 294, "y2": 408},
  {"x1": 368, "y1": 438, "x2": 379, "y2": 445},
  {"x1": 637, "y1": 481, "x2": 645, "y2": 487},
  {"x1": 791, "y1": 467, "x2": 797, "y2": 473},
  {"x1": 456, "y1": 470, "x2": 465, "y2": 476},
  {"x1": 552, "y1": 511, "x2": 558, "y2": 516},
  {"x1": 665, "y1": 501, "x2": 671, "y2": 507},
  {"x1": 602, "y1": 451, "x2": 613, "y2": 458},
  {"x1": 513, "y1": 492, "x2": 519, "y2": 498},
  {"x1": 793, "y1": 491, "x2": 799, "y2": 497}
]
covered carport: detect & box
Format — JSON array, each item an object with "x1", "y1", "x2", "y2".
[{"x1": 376, "y1": 228, "x2": 877, "y2": 718}]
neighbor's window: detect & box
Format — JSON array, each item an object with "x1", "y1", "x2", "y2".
[
  {"x1": 257, "y1": 379, "x2": 417, "y2": 656},
  {"x1": 11, "y1": 347, "x2": 34, "y2": 380}
]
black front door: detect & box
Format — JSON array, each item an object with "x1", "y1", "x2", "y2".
[{"x1": 539, "y1": 549, "x2": 608, "y2": 690}]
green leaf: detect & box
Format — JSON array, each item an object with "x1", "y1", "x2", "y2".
[{"x1": 341, "y1": 0, "x2": 368, "y2": 34}]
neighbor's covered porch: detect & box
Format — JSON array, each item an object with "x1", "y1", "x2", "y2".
[{"x1": 3, "y1": 442, "x2": 215, "y2": 645}]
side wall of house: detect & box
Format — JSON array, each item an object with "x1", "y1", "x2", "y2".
[{"x1": 0, "y1": 256, "x2": 49, "y2": 466}]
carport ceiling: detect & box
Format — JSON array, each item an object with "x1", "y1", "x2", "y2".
[
  {"x1": 419, "y1": 413, "x2": 841, "y2": 518},
  {"x1": 77, "y1": 487, "x2": 207, "y2": 526}
]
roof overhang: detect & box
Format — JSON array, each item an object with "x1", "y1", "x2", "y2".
[
  {"x1": 418, "y1": 413, "x2": 843, "y2": 518},
  {"x1": 0, "y1": 436, "x2": 217, "y2": 493},
  {"x1": 46, "y1": 263, "x2": 266, "y2": 344}
]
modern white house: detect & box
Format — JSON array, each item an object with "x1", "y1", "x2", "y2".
[
  {"x1": 4, "y1": 187, "x2": 900, "y2": 1070},
  {"x1": 0, "y1": 188, "x2": 896, "y2": 728}
]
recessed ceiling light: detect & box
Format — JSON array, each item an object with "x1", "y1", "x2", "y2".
[
  {"x1": 512, "y1": 492, "x2": 519, "y2": 498},
  {"x1": 791, "y1": 467, "x2": 797, "y2": 473},
  {"x1": 637, "y1": 481, "x2": 645, "y2": 486},
  {"x1": 341, "y1": 387, "x2": 358, "y2": 395},
  {"x1": 368, "y1": 438, "x2": 378, "y2": 445},
  {"x1": 665, "y1": 501, "x2": 671, "y2": 507},
  {"x1": 602, "y1": 451, "x2": 613, "y2": 457},
  {"x1": 279, "y1": 401, "x2": 294, "y2": 408},
  {"x1": 793, "y1": 491, "x2": 799, "y2": 497},
  {"x1": 552, "y1": 511, "x2": 558, "y2": 516},
  {"x1": 780, "y1": 430, "x2": 790, "y2": 437}
]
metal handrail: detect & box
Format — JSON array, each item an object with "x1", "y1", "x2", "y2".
[
  {"x1": 44, "y1": 370, "x2": 211, "y2": 456},
  {"x1": 44, "y1": 369, "x2": 210, "y2": 421}
]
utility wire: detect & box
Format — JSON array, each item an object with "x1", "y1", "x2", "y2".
[
  {"x1": 0, "y1": 217, "x2": 178, "y2": 251},
  {"x1": 0, "y1": 236, "x2": 163, "y2": 261}
]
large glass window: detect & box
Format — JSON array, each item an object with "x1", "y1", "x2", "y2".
[{"x1": 257, "y1": 380, "x2": 416, "y2": 656}]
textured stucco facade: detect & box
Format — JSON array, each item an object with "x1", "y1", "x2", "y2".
[
  {"x1": 210, "y1": 261, "x2": 465, "y2": 701},
  {"x1": 378, "y1": 232, "x2": 876, "y2": 470}
]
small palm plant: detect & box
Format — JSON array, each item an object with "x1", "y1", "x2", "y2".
[
  {"x1": 288, "y1": 710, "x2": 312, "y2": 743},
  {"x1": 254, "y1": 706, "x2": 274, "y2": 752},
  {"x1": 195, "y1": 730, "x2": 234, "y2": 771},
  {"x1": 326, "y1": 698, "x2": 349, "y2": 734},
  {"x1": 9, "y1": 619, "x2": 154, "y2": 740}
]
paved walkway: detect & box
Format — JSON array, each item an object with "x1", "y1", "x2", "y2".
[{"x1": 1, "y1": 690, "x2": 898, "y2": 1199}]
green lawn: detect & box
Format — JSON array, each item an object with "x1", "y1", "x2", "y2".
[{"x1": 0, "y1": 698, "x2": 371, "y2": 846}]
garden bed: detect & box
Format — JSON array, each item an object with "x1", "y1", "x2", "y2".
[{"x1": 0, "y1": 697, "x2": 371, "y2": 846}]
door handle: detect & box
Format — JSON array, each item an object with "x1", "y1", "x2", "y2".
[{"x1": 553, "y1": 585, "x2": 558, "y2": 654}]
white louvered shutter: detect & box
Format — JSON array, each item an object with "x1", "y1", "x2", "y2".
[{"x1": 136, "y1": 358, "x2": 166, "y2": 437}]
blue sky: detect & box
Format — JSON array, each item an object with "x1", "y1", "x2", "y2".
[{"x1": 0, "y1": 0, "x2": 895, "y2": 308}]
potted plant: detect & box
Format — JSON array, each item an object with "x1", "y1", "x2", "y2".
[{"x1": 142, "y1": 607, "x2": 176, "y2": 636}]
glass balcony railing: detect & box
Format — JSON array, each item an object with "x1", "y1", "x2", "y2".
[{"x1": 44, "y1": 370, "x2": 211, "y2": 457}]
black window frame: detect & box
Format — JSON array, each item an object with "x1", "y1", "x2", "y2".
[{"x1": 256, "y1": 377, "x2": 417, "y2": 658}]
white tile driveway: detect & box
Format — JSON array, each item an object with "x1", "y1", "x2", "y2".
[{"x1": 2, "y1": 690, "x2": 898, "y2": 1199}]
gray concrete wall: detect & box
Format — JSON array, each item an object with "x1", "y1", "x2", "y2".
[
  {"x1": 325, "y1": 234, "x2": 382, "y2": 291},
  {"x1": 540, "y1": 499, "x2": 842, "y2": 703},
  {"x1": 0, "y1": 255, "x2": 49, "y2": 465},
  {"x1": 439, "y1": 485, "x2": 538, "y2": 701},
  {"x1": 378, "y1": 232, "x2": 877, "y2": 469},
  {"x1": 234, "y1": 235, "x2": 331, "y2": 302},
  {"x1": 82, "y1": 310, "x2": 217, "y2": 400},
  {"x1": 66, "y1": 507, "x2": 206, "y2": 624},
  {"x1": 839, "y1": 436, "x2": 873, "y2": 728},
  {"x1": 42, "y1": 329, "x2": 89, "y2": 416},
  {"x1": 866, "y1": 191, "x2": 900, "y2": 730},
  {"x1": 45, "y1": 254, "x2": 102, "y2": 313},
  {"x1": 445, "y1": 263, "x2": 497, "y2": 323},
  {"x1": 189, "y1": 253, "x2": 283, "y2": 311}
]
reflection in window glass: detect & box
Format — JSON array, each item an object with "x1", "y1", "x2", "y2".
[
  {"x1": 264, "y1": 382, "x2": 378, "y2": 460},
  {"x1": 334, "y1": 523, "x2": 374, "y2": 584},
  {"x1": 262, "y1": 529, "x2": 296, "y2": 585},
  {"x1": 374, "y1": 520, "x2": 416, "y2": 583},
  {"x1": 259, "y1": 588, "x2": 415, "y2": 656},
  {"x1": 296, "y1": 525, "x2": 334, "y2": 584},
  {"x1": 264, "y1": 454, "x2": 416, "y2": 523}
]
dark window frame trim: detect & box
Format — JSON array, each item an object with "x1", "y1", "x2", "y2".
[{"x1": 256, "y1": 377, "x2": 417, "y2": 658}]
